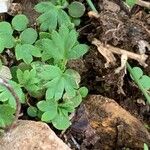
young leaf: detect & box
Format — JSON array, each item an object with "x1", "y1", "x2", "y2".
[
  {"x1": 68, "y1": 1, "x2": 85, "y2": 18},
  {"x1": 52, "y1": 108, "x2": 71, "y2": 130},
  {"x1": 144, "y1": 143, "x2": 149, "y2": 150},
  {"x1": 79, "y1": 87, "x2": 88, "y2": 98},
  {"x1": 12, "y1": 14, "x2": 29, "y2": 31},
  {"x1": 131, "y1": 67, "x2": 143, "y2": 80},
  {"x1": 0, "y1": 104, "x2": 15, "y2": 128},
  {"x1": 0, "y1": 22, "x2": 13, "y2": 35},
  {"x1": 67, "y1": 44, "x2": 89, "y2": 59},
  {"x1": 27, "y1": 106, "x2": 38, "y2": 117},
  {"x1": 37, "y1": 99, "x2": 58, "y2": 121},
  {"x1": 15, "y1": 44, "x2": 41, "y2": 64},
  {"x1": 35, "y1": 2, "x2": 72, "y2": 31},
  {"x1": 126, "y1": 0, "x2": 137, "y2": 8},
  {"x1": 39, "y1": 65, "x2": 79, "y2": 100},
  {"x1": 139, "y1": 75, "x2": 150, "y2": 90},
  {"x1": 20, "y1": 28, "x2": 38, "y2": 44}
]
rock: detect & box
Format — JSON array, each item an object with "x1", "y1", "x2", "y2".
[
  {"x1": 70, "y1": 95, "x2": 150, "y2": 149},
  {"x1": 0, "y1": 120, "x2": 71, "y2": 150}
]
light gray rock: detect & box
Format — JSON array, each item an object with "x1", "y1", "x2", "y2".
[{"x1": 0, "y1": 120, "x2": 71, "y2": 150}]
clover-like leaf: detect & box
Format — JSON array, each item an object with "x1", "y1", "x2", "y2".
[
  {"x1": 12, "y1": 14, "x2": 29, "y2": 31},
  {"x1": 52, "y1": 108, "x2": 71, "y2": 130},
  {"x1": 15, "y1": 44, "x2": 41, "y2": 64},
  {"x1": 37, "y1": 99, "x2": 58, "y2": 122},
  {"x1": 0, "y1": 104, "x2": 15, "y2": 128},
  {"x1": 20, "y1": 28, "x2": 38, "y2": 44},
  {"x1": 27, "y1": 106, "x2": 38, "y2": 117},
  {"x1": 68, "y1": 1, "x2": 85, "y2": 18},
  {"x1": 79, "y1": 86, "x2": 88, "y2": 98},
  {"x1": 0, "y1": 22, "x2": 13, "y2": 35}
]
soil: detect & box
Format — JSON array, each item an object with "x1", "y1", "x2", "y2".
[{"x1": 1, "y1": 0, "x2": 150, "y2": 149}]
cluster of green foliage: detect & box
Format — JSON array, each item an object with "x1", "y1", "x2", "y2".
[
  {"x1": 127, "y1": 63, "x2": 150, "y2": 104},
  {"x1": 0, "y1": 0, "x2": 88, "y2": 130}
]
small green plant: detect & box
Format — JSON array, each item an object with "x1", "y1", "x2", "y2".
[
  {"x1": 127, "y1": 63, "x2": 150, "y2": 104},
  {"x1": 0, "y1": 0, "x2": 89, "y2": 130},
  {"x1": 144, "y1": 143, "x2": 149, "y2": 150},
  {"x1": 68, "y1": 1, "x2": 85, "y2": 18}
]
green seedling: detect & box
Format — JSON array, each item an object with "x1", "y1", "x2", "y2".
[
  {"x1": 68, "y1": 1, "x2": 85, "y2": 18},
  {"x1": 127, "y1": 63, "x2": 150, "y2": 104},
  {"x1": 35, "y1": 2, "x2": 73, "y2": 31}
]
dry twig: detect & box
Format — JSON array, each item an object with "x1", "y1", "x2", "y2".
[{"x1": 92, "y1": 38, "x2": 148, "y2": 67}]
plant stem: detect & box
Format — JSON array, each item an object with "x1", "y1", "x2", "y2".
[
  {"x1": 0, "y1": 78, "x2": 21, "y2": 131},
  {"x1": 86, "y1": 0, "x2": 98, "y2": 13},
  {"x1": 126, "y1": 62, "x2": 150, "y2": 104}
]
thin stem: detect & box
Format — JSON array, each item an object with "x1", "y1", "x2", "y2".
[
  {"x1": 0, "y1": 78, "x2": 21, "y2": 131},
  {"x1": 86, "y1": 0, "x2": 98, "y2": 13},
  {"x1": 126, "y1": 62, "x2": 150, "y2": 104}
]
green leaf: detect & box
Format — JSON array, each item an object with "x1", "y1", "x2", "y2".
[
  {"x1": 37, "y1": 99, "x2": 58, "y2": 121},
  {"x1": 57, "y1": 9, "x2": 72, "y2": 27},
  {"x1": 126, "y1": 0, "x2": 137, "y2": 8},
  {"x1": 52, "y1": 109, "x2": 71, "y2": 130},
  {"x1": 0, "y1": 22, "x2": 13, "y2": 35},
  {"x1": 71, "y1": 93, "x2": 82, "y2": 108},
  {"x1": 34, "y1": 2, "x2": 54, "y2": 13},
  {"x1": 72, "y1": 18, "x2": 81, "y2": 26},
  {"x1": 140, "y1": 75, "x2": 150, "y2": 90},
  {"x1": 68, "y1": 1, "x2": 85, "y2": 18},
  {"x1": 0, "y1": 80, "x2": 25, "y2": 108},
  {"x1": 27, "y1": 106, "x2": 38, "y2": 117},
  {"x1": 0, "y1": 104, "x2": 15, "y2": 128},
  {"x1": 79, "y1": 87, "x2": 88, "y2": 98},
  {"x1": 17, "y1": 68, "x2": 42, "y2": 98},
  {"x1": 0, "y1": 37, "x2": 5, "y2": 53},
  {"x1": 20, "y1": 28, "x2": 38, "y2": 44},
  {"x1": 68, "y1": 44, "x2": 89, "y2": 59},
  {"x1": 15, "y1": 44, "x2": 41, "y2": 64},
  {"x1": 65, "y1": 29, "x2": 77, "y2": 51},
  {"x1": 144, "y1": 143, "x2": 149, "y2": 150},
  {"x1": 12, "y1": 14, "x2": 29, "y2": 31},
  {"x1": 131, "y1": 67, "x2": 143, "y2": 80}
]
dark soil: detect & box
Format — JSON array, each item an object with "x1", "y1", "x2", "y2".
[{"x1": 1, "y1": 0, "x2": 150, "y2": 149}]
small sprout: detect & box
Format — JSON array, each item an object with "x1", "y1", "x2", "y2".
[
  {"x1": 72, "y1": 18, "x2": 81, "y2": 26},
  {"x1": 127, "y1": 63, "x2": 150, "y2": 104},
  {"x1": 27, "y1": 106, "x2": 38, "y2": 117},
  {"x1": 79, "y1": 87, "x2": 88, "y2": 98},
  {"x1": 68, "y1": 1, "x2": 85, "y2": 18},
  {"x1": 12, "y1": 14, "x2": 29, "y2": 31}
]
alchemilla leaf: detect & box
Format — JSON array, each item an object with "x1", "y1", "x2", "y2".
[{"x1": 12, "y1": 14, "x2": 29, "y2": 31}]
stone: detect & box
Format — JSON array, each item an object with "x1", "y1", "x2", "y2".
[
  {"x1": 70, "y1": 95, "x2": 150, "y2": 149},
  {"x1": 0, "y1": 120, "x2": 71, "y2": 150}
]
